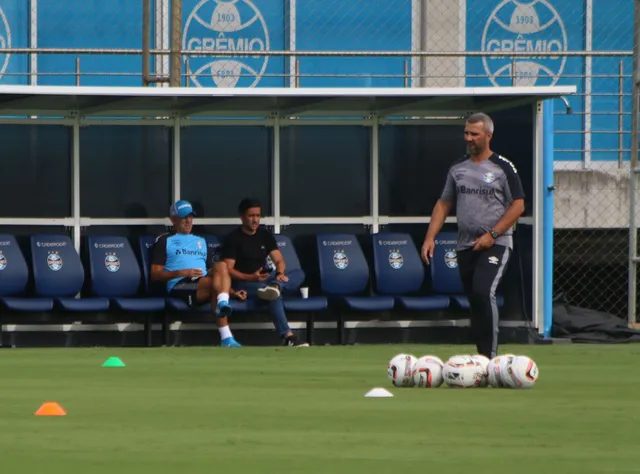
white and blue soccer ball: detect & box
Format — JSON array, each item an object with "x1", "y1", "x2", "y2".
[
  {"x1": 412, "y1": 355, "x2": 444, "y2": 388},
  {"x1": 387, "y1": 353, "x2": 417, "y2": 387}
]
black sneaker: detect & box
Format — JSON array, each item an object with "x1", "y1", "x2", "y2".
[{"x1": 283, "y1": 334, "x2": 310, "y2": 347}]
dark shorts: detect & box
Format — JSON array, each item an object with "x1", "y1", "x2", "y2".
[{"x1": 169, "y1": 277, "x2": 201, "y2": 307}]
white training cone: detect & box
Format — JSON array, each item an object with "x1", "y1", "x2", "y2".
[{"x1": 365, "y1": 387, "x2": 394, "y2": 398}]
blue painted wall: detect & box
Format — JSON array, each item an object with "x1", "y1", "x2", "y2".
[
  {"x1": 181, "y1": 0, "x2": 285, "y2": 87},
  {"x1": 0, "y1": 0, "x2": 633, "y2": 161},
  {"x1": 466, "y1": 0, "x2": 633, "y2": 162},
  {"x1": 38, "y1": 0, "x2": 143, "y2": 86},
  {"x1": 0, "y1": 0, "x2": 28, "y2": 85}
]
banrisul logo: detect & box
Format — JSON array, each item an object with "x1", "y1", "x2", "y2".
[
  {"x1": 0, "y1": 6, "x2": 11, "y2": 79},
  {"x1": 183, "y1": 0, "x2": 270, "y2": 88},
  {"x1": 482, "y1": 0, "x2": 567, "y2": 86}
]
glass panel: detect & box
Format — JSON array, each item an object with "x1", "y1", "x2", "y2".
[
  {"x1": 181, "y1": 126, "x2": 272, "y2": 217},
  {"x1": 80, "y1": 126, "x2": 171, "y2": 218},
  {"x1": 0, "y1": 125, "x2": 71, "y2": 217},
  {"x1": 281, "y1": 126, "x2": 370, "y2": 217}
]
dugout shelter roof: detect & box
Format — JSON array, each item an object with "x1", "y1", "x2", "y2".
[{"x1": 0, "y1": 85, "x2": 576, "y2": 119}]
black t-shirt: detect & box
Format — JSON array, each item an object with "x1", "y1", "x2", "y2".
[{"x1": 222, "y1": 226, "x2": 278, "y2": 274}]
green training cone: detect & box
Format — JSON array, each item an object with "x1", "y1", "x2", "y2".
[{"x1": 101, "y1": 356, "x2": 126, "y2": 368}]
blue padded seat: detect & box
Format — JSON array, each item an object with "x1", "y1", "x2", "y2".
[
  {"x1": 396, "y1": 295, "x2": 451, "y2": 311},
  {"x1": 87, "y1": 236, "x2": 164, "y2": 312},
  {"x1": 276, "y1": 234, "x2": 327, "y2": 343},
  {"x1": 372, "y1": 232, "x2": 450, "y2": 312},
  {"x1": 0, "y1": 234, "x2": 29, "y2": 295},
  {"x1": 316, "y1": 233, "x2": 393, "y2": 312},
  {"x1": 0, "y1": 234, "x2": 55, "y2": 312},
  {"x1": 30, "y1": 234, "x2": 110, "y2": 312},
  {"x1": 283, "y1": 298, "x2": 328, "y2": 312},
  {"x1": 2, "y1": 296, "x2": 54, "y2": 312},
  {"x1": 343, "y1": 295, "x2": 396, "y2": 311},
  {"x1": 203, "y1": 234, "x2": 222, "y2": 264},
  {"x1": 138, "y1": 234, "x2": 158, "y2": 294},
  {"x1": 276, "y1": 235, "x2": 328, "y2": 312}
]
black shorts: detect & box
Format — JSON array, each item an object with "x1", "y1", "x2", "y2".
[{"x1": 169, "y1": 277, "x2": 201, "y2": 307}]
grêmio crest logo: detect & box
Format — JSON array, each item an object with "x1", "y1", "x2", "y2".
[
  {"x1": 0, "y1": 6, "x2": 11, "y2": 80},
  {"x1": 482, "y1": 0, "x2": 567, "y2": 86},
  {"x1": 183, "y1": 0, "x2": 270, "y2": 88}
]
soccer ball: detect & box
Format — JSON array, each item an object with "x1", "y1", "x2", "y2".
[
  {"x1": 387, "y1": 353, "x2": 417, "y2": 387},
  {"x1": 507, "y1": 356, "x2": 539, "y2": 389},
  {"x1": 498, "y1": 354, "x2": 518, "y2": 388},
  {"x1": 412, "y1": 355, "x2": 444, "y2": 388},
  {"x1": 487, "y1": 356, "x2": 505, "y2": 387},
  {"x1": 471, "y1": 354, "x2": 490, "y2": 387},
  {"x1": 443, "y1": 355, "x2": 484, "y2": 388}
]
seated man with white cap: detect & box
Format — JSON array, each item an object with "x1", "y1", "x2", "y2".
[{"x1": 150, "y1": 199, "x2": 243, "y2": 348}]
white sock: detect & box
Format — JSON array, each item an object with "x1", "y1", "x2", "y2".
[
  {"x1": 218, "y1": 325, "x2": 232, "y2": 340},
  {"x1": 217, "y1": 292, "x2": 230, "y2": 304}
]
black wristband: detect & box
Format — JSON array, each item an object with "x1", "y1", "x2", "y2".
[{"x1": 276, "y1": 271, "x2": 284, "y2": 276}]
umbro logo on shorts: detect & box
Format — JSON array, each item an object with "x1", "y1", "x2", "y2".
[{"x1": 488, "y1": 256, "x2": 499, "y2": 265}]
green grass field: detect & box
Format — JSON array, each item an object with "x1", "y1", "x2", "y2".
[{"x1": 1, "y1": 344, "x2": 639, "y2": 474}]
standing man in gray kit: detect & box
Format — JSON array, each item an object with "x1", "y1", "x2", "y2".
[{"x1": 421, "y1": 112, "x2": 525, "y2": 358}]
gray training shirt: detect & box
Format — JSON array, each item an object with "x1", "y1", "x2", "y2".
[{"x1": 440, "y1": 153, "x2": 525, "y2": 250}]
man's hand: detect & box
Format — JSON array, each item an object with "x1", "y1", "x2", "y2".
[
  {"x1": 179, "y1": 268, "x2": 203, "y2": 279},
  {"x1": 253, "y1": 269, "x2": 269, "y2": 282},
  {"x1": 232, "y1": 289, "x2": 247, "y2": 301},
  {"x1": 421, "y1": 238, "x2": 435, "y2": 264},
  {"x1": 276, "y1": 272, "x2": 289, "y2": 283},
  {"x1": 472, "y1": 232, "x2": 495, "y2": 251}
]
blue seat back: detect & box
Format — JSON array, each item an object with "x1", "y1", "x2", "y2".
[
  {"x1": 372, "y1": 233, "x2": 424, "y2": 295},
  {"x1": 138, "y1": 234, "x2": 158, "y2": 293},
  {"x1": 275, "y1": 234, "x2": 303, "y2": 273},
  {"x1": 430, "y1": 231, "x2": 464, "y2": 294},
  {"x1": 88, "y1": 236, "x2": 141, "y2": 297},
  {"x1": 203, "y1": 234, "x2": 222, "y2": 264},
  {"x1": 30, "y1": 234, "x2": 84, "y2": 297},
  {"x1": 316, "y1": 233, "x2": 369, "y2": 295},
  {"x1": 0, "y1": 234, "x2": 29, "y2": 296}
]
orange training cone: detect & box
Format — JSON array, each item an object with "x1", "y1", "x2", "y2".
[{"x1": 34, "y1": 401, "x2": 67, "y2": 416}]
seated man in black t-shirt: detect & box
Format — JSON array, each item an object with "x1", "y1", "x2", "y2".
[{"x1": 222, "y1": 198, "x2": 308, "y2": 347}]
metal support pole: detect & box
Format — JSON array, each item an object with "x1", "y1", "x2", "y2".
[
  {"x1": 273, "y1": 115, "x2": 281, "y2": 234},
  {"x1": 143, "y1": 0, "x2": 150, "y2": 86},
  {"x1": 172, "y1": 115, "x2": 181, "y2": 201},
  {"x1": 419, "y1": 0, "x2": 427, "y2": 87},
  {"x1": 143, "y1": 0, "x2": 170, "y2": 85},
  {"x1": 169, "y1": 0, "x2": 182, "y2": 87},
  {"x1": 370, "y1": 115, "x2": 379, "y2": 234},
  {"x1": 584, "y1": 0, "x2": 593, "y2": 169},
  {"x1": 29, "y1": 0, "x2": 38, "y2": 85},
  {"x1": 619, "y1": 60, "x2": 625, "y2": 168},
  {"x1": 75, "y1": 57, "x2": 81, "y2": 86},
  {"x1": 72, "y1": 113, "x2": 81, "y2": 254},
  {"x1": 628, "y1": 0, "x2": 640, "y2": 327},
  {"x1": 288, "y1": 0, "x2": 296, "y2": 88},
  {"x1": 404, "y1": 60, "x2": 409, "y2": 88}
]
